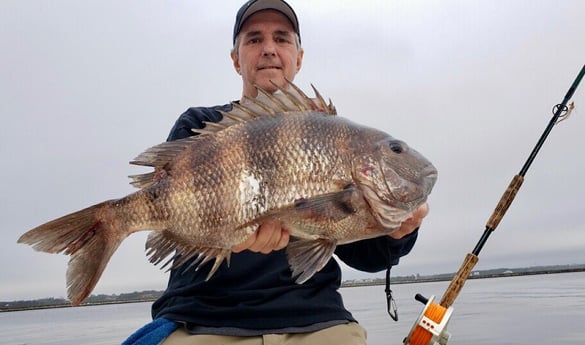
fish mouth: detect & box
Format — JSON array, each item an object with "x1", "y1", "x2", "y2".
[
  {"x1": 382, "y1": 164, "x2": 437, "y2": 210},
  {"x1": 358, "y1": 163, "x2": 437, "y2": 230}
]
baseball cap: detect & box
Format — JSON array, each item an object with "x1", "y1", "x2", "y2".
[{"x1": 233, "y1": 0, "x2": 300, "y2": 45}]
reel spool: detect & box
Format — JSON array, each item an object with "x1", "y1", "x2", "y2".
[{"x1": 403, "y1": 294, "x2": 453, "y2": 345}]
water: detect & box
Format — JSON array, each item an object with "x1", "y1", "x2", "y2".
[
  {"x1": 342, "y1": 271, "x2": 585, "y2": 344},
  {"x1": 2, "y1": 272, "x2": 583, "y2": 345}
]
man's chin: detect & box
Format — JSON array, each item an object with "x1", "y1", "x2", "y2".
[{"x1": 256, "y1": 78, "x2": 286, "y2": 93}]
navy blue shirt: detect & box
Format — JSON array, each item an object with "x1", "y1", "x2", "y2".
[{"x1": 151, "y1": 105, "x2": 419, "y2": 331}]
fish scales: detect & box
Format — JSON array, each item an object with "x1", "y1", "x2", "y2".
[
  {"x1": 18, "y1": 81, "x2": 437, "y2": 305},
  {"x1": 175, "y1": 113, "x2": 354, "y2": 238},
  {"x1": 240, "y1": 113, "x2": 351, "y2": 205}
]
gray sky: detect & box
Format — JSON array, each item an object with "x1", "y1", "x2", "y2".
[{"x1": 1, "y1": 0, "x2": 584, "y2": 301}]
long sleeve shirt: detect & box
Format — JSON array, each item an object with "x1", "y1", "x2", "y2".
[{"x1": 151, "y1": 105, "x2": 418, "y2": 333}]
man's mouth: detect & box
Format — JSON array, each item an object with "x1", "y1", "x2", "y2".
[{"x1": 257, "y1": 65, "x2": 281, "y2": 71}]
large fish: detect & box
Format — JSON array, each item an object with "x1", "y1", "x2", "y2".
[{"x1": 18, "y1": 81, "x2": 437, "y2": 306}]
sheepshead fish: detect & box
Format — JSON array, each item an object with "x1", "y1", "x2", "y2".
[{"x1": 18, "y1": 81, "x2": 437, "y2": 306}]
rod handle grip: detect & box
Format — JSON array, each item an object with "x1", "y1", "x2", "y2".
[
  {"x1": 486, "y1": 175, "x2": 524, "y2": 230},
  {"x1": 440, "y1": 253, "x2": 479, "y2": 308}
]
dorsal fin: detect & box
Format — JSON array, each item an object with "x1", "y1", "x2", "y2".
[
  {"x1": 128, "y1": 80, "x2": 334, "y2": 189},
  {"x1": 201, "y1": 80, "x2": 337, "y2": 136},
  {"x1": 128, "y1": 137, "x2": 200, "y2": 188}
]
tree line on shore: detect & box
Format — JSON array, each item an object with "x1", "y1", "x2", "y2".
[{"x1": 3, "y1": 263, "x2": 584, "y2": 312}]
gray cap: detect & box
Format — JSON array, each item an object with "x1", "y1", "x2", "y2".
[{"x1": 233, "y1": 0, "x2": 300, "y2": 45}]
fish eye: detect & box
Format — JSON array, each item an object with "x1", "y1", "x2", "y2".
[{"x1": 388, "y1": 141, "x2": 404, "y2": 154}]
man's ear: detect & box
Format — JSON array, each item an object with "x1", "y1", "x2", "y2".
[
  {"x1": 231, "y1": 50, "x2": 241, "y2": 75},
  {"x1": 296, "y1": 48, "x2": 304, "y2": 72}
]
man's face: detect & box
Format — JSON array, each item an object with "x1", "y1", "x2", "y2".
[{"x1": 231, "y1": 10, "x2": 304, "y2": 98}]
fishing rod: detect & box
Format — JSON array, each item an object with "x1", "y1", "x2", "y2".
[{"x1": 403, "y1": 64, "x2": 585, "y2": 345}]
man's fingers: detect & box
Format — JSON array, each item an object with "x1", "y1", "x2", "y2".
[
  {"x1": 274, "y1": 230, "x2": 290, "y2": 251},
  {"x1": 231, "y1": 231, "x2": 257, "y2": 253},
  {"x1": 250, "y1": 221, "x2": 284, "y2": 254},
  {"x1": 231, "y1": 221, "x2": 290, "y2": 254},
  {"x1": 389, "y1": 203, "x2": 430, "y2": 239},
  {"x1": 411, "y1": 202, "x2": 429, "y2": 220}
]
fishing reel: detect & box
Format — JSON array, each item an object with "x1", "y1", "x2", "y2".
[{"x1": 403, "y1": 294, "x2": 453, "y2": 345}]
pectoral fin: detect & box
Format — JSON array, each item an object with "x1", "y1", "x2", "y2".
[
  {"x1": 258, "y1": 183, "x2": 359, "y2": 228},
  {"x1": 291, "y1": 184, "x2": 358, "y2": 222},
  {"x1": 286, "y1": 238, "x2": 337, "y2": 284}
]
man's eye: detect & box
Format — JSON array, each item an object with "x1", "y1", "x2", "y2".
[{"x1": 275, "y1": 37, "x2": 290, "y2": 44}]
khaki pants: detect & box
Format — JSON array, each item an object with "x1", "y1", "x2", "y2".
[{"x1": 161, "y1": 322, "x2": 367, "y2": 345}]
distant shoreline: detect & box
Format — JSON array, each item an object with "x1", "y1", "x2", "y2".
[
  {"x1": 341, "y1": 266, "x2": 585, "y2": 288},
  {"x1": 3, "y1": 265, "x2": 584, "y2": 313}
]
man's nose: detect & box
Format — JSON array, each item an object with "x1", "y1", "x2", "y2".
[{"x1": 262, "y1": 42, "x2": 276, "y2": 56}]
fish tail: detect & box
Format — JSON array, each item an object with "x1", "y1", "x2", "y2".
[{"x1": 18, "y1": 200, "x2": 127, "y2": 306}]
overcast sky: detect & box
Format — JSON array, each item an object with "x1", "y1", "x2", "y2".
[{"x1": 1, "y1": 0, "x2": 584, "y2": 302}]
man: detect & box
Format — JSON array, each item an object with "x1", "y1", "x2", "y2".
[{"x1": 123, "y1": 1, "x2": 428, "y2": 344}]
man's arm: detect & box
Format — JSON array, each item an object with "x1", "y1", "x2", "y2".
[{"x1": 234, "y1": 203, "x2": 429, "y2": 269}]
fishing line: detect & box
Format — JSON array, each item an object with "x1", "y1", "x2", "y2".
[{"x1": 402, "y1": 64, "x2": 585, "y2": 345}]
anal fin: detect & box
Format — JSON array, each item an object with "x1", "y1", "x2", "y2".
[{"x1": 145, "y1": 231, "x2": 231, "y2": 280}]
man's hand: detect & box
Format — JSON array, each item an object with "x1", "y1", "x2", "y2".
[
  {"x1": 389, "y1": 202, "x2": 429, "y2": 239},
  {"x1": 232, "y1": 220, "x2": 290, "y2": 254}
]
